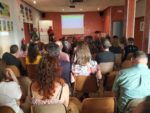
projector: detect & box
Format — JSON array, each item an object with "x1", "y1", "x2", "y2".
[{"x1": 69, "y1": 4, "x2": 75, "y2": 8}]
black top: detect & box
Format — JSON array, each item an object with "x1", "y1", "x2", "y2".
[
  {"x1": 2, "y1": 52, "x2": 26, "y2": 76},
  {"x1": 109, "y1": 46, "x2": 122, "y2": 54},
  {"x1": 95, "y1": 51, "x2": 115, "y2": 63},
  {"x1": 124, "y1": 45, "x2": 138, "y2": 60}
]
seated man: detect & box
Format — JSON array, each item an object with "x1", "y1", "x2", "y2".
[
  {"x1": 112, "y1": 51, "x2": 150, "y2": 113},
  {"x1": 95, "y1": 38, "x2": 115, "y2": 63},
  {"x1": 2, "y1": 45, "x2": 26, "y2": 76}
]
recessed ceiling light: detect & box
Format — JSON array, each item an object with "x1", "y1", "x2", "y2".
[
  {"x1": 62, "y1": 9, "x2": 65, "y2": 11},
  {"x1": 80, "y1": 8, "x2": 83, "y2": 11},
  {"x1": 97, "y1": 8, "x2": 100, "y2": 11},
  {"x1": 33, "y1": 0, "x2": 37, "y2": 4}
]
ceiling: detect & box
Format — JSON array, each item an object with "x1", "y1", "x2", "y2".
[{"x1": 23, "y1": 0, "x2": 125, "y2": 12}]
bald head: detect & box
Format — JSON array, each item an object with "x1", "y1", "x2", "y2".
[{"x1": 133, "y1": 51, "x2": 148, "y2": 65}]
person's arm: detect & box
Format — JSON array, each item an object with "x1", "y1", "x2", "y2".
[
  {"x1": 62, "y1": 84, "x2": 69, "y2": 107},
  {"x1": 5, "y1": 68, "x2": 19, "y2": 83},
  {"x1": 112, "y1": 71, "x2": 121, "y2": 100}
]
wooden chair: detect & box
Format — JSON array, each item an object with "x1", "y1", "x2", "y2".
[
  {"x1": 114, "y1": 53, "x2": 122, "y2": 69},
  {"x1": 0, "y1": 106, "x2": 15, "y2": 113},
  {"x1": 99, "y1": 62, "x2": 114, "y2": 75},
  {"x1": 26, "y1": 64, "x2": 38, "y2": 79},
  {"x1": 7, "y1": 65, "x2": 20, "y2": 77},
  {"x1": 74, "y1": 75, "x2": 99, "y2": 94},
  {"x1": 31, "y1": 104, "x2": 67, "y2": 113},
  {"x1": 19, "y1": 57, "x2": 26, "y2": 69},
  {"x1": 82, "y1": 97, "x2": 116, "y2": 113}
]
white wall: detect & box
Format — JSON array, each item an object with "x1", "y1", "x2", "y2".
[
  {"x1": 136, "y1": 0, "x2": 146, "y2": 17},
  {"x1": 0, "y1": 0, "x2": 41, "y2": 57}
]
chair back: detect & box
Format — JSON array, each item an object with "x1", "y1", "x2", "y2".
[
  {"x1": 7, "y1": 65, "x2": 20, "y2": 77},
  {"x1": 74, "y1": 75, "x2": 98, "y2": 93},
  {"x1": 31, "y1": 104, "x2": 67, "y2": 113},
  {"x1": 114, "y1": 54, "x2": 122, "y2": 65},
  {"x1": 0, "y1": 106, "x2": 15, "y2": 113},
  {"x1": 99, "y1": 62, "x2": 114, "y2": 75},
  {"x1": 19, "y1": 57, "x2": 26, "y2": 69},
  {"x1": 82, "y1": 97, "x2": 115, "y2": 113},
  {"x1": 26, "y1": 64, "x2": 38, "y2": 79}
]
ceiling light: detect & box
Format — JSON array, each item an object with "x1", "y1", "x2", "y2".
[
  {"x1": 97, "y1": 8, "x2": 100, "y2": 11},
  {"x1": 33, "y1": 0, "x2": 37, "y2": 4},
  {"x1": 80, "y1": 8, "x2": 83, "y2": 11},
  {"x1": 62, "y1": 9, "x2": 65, "y2": 11}
]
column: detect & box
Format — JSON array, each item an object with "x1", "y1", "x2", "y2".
[
  {"x1": 143, "y1": 0, "x2": 150, "y2": 52},
  {"x1": 124, "y1": 0, "x2": 136, "y2": 38}
]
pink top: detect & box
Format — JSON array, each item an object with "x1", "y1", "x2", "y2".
[{"x1": 59, "y1": 52, "x2": 70, "y2": 62}]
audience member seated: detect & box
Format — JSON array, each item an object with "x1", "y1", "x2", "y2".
[
  {"x1": 84, "y1": 35, "x2": 99, "y2": 59},
  {"x1": 2, "y1": 45, "x2": 26, "y2": 76},
  {"x1": 94, "y1": 31, "x2": 102, "y2": 52},
  {"x1": 72, "y1": 42, "x2": 102, "y2": 80},
  {"x1": 56, "y1": 41, "x2": 70, "y2": 62},
  {"x1": 30, "y1": 55, "x2": 69, "y2": 107},
  {"x1": 121, "y1": 53, "x2": 134, "y2": 69},
  {"x1": 123, "y1": 37, "x2": 138, "y2": 60},
  {"x1": 109, "y1": 35, "x2": 122, "y2": 54},
  {"x1": 47, "y1": 42, "x2": 71, "y2": 87},
  {"x1": 25, "y1": 42, "x2": 41, "y2": 65},
  {"x1": 95, "y1": 38, "x2": 115, "y2": 63},
  {"x1": 112, "y1": 51, "x2": 150, "y2": 113},
  {"x1": 17, "y1": 44, "x2": 27, "y2": 58},
  {"x1": 0, "y1": 60, "x2": 23, "y2": 113}
]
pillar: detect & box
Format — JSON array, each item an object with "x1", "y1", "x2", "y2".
[
  {"x1": 143, "y1": 0, "x2": 150, "y2": 52},
  {"x1": 124, "y1": 0, "x2": 136, "y2": 38}
]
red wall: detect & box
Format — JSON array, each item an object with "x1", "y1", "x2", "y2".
[
  {"x1": 134, "y1": 17, "x2": 144, "y2": 50},
  {"x1": 43, "y1": 12, "x2": 104, "y2": 39}
]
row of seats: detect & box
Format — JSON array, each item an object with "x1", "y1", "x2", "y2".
[{"x1": 0, "y1": 97, "x2": 116, "y2": 113}]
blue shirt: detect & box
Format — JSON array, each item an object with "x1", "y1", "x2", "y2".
[{"x1": 112, "y1": 64, "x2": 150, "y2": 113}]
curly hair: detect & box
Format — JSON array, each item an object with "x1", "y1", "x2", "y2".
[
  {"x1": 36, "y1": 55, "x2": 64, "y2": 100},
  {"x1": 27, "y1": 42, "x2": 39, "y2": 63}
]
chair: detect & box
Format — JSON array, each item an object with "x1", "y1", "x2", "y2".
[
  {"x1": 99, "y1": 62, "x2": 114, "y2": 75},
  {"x1": 0, "y1": 106, "x2": 15, "y2": 113},
  {"x1": 31, "y1": 104, "x2": 67, "y2": 113},
  {"x1": 81, "y1": 97, "x2": 116, "y2": 113},
  {"x1": 26, "y1": 64, "x2": 38, "y2": 79},
  {"x1": 19, "y1": 57, "x2": 26, "y2": 69},
  {"x1": 7, "y1": 65, "x2": 20, "y2": 77},
  {"x1": 74, "y1": 75, "x2": 99, "y2": 94},
  {"x1": 114, "y1": 54, "x2": 122, "y2": 69}
]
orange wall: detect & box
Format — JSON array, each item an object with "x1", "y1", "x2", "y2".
[
  {"x1": 103, "y1": 8, "x2": 111, "y2": 35},
  {"x1": 134, "y1": 17, "x2": 144, "y2": 50},
  {"x1": 43, "y1": 12, "x2": 104, "y2": 39},
  {"x1": 103, "y1": 6, "x2": 124, "y2": 36}
]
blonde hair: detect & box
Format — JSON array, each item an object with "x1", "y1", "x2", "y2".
[{"x1": 75, "y1": 42, "x2": 91, "y2": 65}]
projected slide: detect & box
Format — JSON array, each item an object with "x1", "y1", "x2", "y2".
[{"x1": 61, "y1": 15, "x2": 84, "y2": 35}]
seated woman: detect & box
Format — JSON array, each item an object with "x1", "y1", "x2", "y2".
[
  {"x1": 25, "y1": 42, "x2": 41, "y2": 64},
  {"x1": 72, "y1": 42, "x2": 102, "y2": 81},
  {"x1": 0, "y1": 59, "x2": 23, "y2": 113},
  {"x1": 30, "y1": 55, "x2": 69, "y2": 107}
]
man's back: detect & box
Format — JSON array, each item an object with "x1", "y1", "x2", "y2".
[{"x1": 113, "y1": 64, "x2": 150, "y2": 113}]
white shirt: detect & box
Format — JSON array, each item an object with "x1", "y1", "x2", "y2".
[{"x1": 0, "y1": 81, "x2": 22, "y2": 113}]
